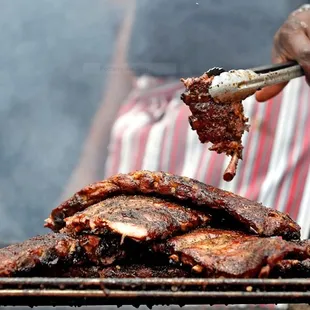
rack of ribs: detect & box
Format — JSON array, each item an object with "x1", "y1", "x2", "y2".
[
  {"x1": 0, "y1": 170, "x2": 308, "y2": 279},
  {"x1": 45, "y1": 170, "x2": 300, "y2": 240},
  {"x1": 62, "y1": 195, "x2": 210, "y2": 241},
  {"x1": 180, "y1": 73, "x2": 249, "y2": 181}
]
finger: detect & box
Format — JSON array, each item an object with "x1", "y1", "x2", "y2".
[
  {"x1": 257, "y1": 20, "x2": 310, "y2": 101},
  {"x1": 276, "y1": 16, "x2": 310, "y2": 80},
  {"x1": 255, "y1": 82, "x2": 288, "y2": 102}
]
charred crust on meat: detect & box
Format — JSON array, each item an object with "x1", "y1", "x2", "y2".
[
  {"x1": 0, "y1": 234, "x2": 81, "y2": 277},
  {"x1": 61, "y1": 195, "x2": 211, "y2": 242},
  {"x1": 180, "y1": 73, "x2": 249, "y2": 181},
  {"x1": 35, "y1": 264, "x2": 191, "y2": 279},
  {"x1": 153, "y1": 228, "x2": 308, "y2": 278},
  {"x1": 0, "y1": 233, "x2": 135, "y2": 277},
  {"x1": 270, "y1": 259, "x2": 310, "y2": 278},
  {"x1": 45, "y1": 170, "x2": 300, "y2": 240}
]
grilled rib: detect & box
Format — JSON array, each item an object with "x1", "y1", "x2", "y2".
[
  {"x1": 0, "y1": 233, "x2": 130, "y2": 277},
  {"x1": 62, "y1": 195, "x2": 210, "y2": 241},
  {"x1": 180, "y1": 73, "x2": 249, "y2": 181},
  {"x1": 0, "y1": 233, "x2": 81, "y2": 277},
  {"x1": 45, "y1": 171, "x2": 300, "y2": 240},
  {"x1": 153, "y1": 228, "x2": 309, "y2": 278}
]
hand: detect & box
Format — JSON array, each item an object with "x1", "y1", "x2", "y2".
[{"x1": 256, "y1": 4, "x2": 310, "y2": 102}]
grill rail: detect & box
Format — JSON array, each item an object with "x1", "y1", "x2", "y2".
[{"x1": 0, "y1": 278, "x2": 309, "y2": 306}]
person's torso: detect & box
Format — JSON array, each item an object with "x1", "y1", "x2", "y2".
[{"x1": 127, "y1": 0, "x2": 305, "y2": 77}]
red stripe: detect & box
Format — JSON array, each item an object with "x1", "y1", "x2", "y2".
[
  {"x1": 274, "y1": 88, "x2": 303, "y2": 212},
  {"x1": 245, "y1": 94, "x2": 282, "y2": 200},
  {"x1": 204, "y1": 152, "x2": 225, "y2": 188},
  {"x1": 158, "y1": 126, "x2": 169, "y2": 171},
  {"x1": 159, "y1": 94, "x2": 183, "y2": 172},
  {"x1": 235, "y1": 103, "x2": 259, "y2": 194},
  {"x1": 107, "y1": 96, "x2": 140, "y2": 176},
  {"x1": 131, "y1": 105, "x2": 149, "y2": 172},
  {"x1": 256, "y1": 94, "x2": 283, "y2": 189},
  {"x1": 243, "y1": 104, "x2": 269, "y2": 199},
  {"x1": 168, "y1": 107, "x2": 189, "y2": 174},
  {"x1": 132, "y1": 102, "x2": 154, "y2": 171},
  {"x1": 286, "y1": 84, "x2": 310, "y2": 219},
  {"x1": 290, "y1": 142, "x2": 310, "y2": 220},
  {"x1": 194, "y1": 146, "x2": 208, "y2": 181},
  {"x1": 283, "y1": 82, "x2": 305, "y2": 217},
  {"x1": 203, "y1": 152, "x2": 217, "y2": 185},
  {"x1": 107, "y1": 127, "x2": 123, "y2": 177},
  {"x1": 133, "y1": 121, "x2": 153, "y2": 171}
]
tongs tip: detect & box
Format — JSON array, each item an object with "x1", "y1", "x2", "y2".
[{"x1": 207, "y1": 61, "x2": 304, "y2": 103}]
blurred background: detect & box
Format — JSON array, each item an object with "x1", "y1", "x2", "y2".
[{"x1": 0, "y1": 0, "x2": 124, "y2": 242}]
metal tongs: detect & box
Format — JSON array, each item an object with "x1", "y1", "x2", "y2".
[{"x1": 207, "y1": 61, "x2": 304, "y2": 103}]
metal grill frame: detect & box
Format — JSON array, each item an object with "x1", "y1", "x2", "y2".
[{"x1": 0, "y1": 277, "x2": 309, "y2": 306}]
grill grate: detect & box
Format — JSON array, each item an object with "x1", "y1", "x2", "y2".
[{"x1": 0, "y1": 277, "x2": 310, "y2": 306}]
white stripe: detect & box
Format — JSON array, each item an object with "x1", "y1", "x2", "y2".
[
  {"x1": 277, "y1": 81, "x2": 309, "y2": 212},
  {"x1": 296, "y1": 166, "x2": 310, "y2": 239},
  {"x1": 118, "y1": 110, "x2": 151, "y2": 174},
  {"x1": 181, "y1": 126, "x2": 204, "y2": 179},
  {"x1": 196, "y1": 147, "x2": 213, "y2": 183},
  {"x1": 258, "y1": 79, "x2": 301, "y2": 210},
  {"x1": 218, "y1": 95, "x2": 255, "y2": 194},
  {"x1": 104, "y1": 105, "x2": 142, "y2": 176},
  {"x1": 141, "y1": 114, "x2": 167, "y2": 171},
  {"x1": 160, "y1": 97, "x2": 181, "y2": 171},
  {"x1": 238, "y1": 99, "x2": 266, "y2": 197}
]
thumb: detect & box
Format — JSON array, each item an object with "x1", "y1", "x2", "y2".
[{"x1": 255, "y1": 82, "x2": 288, "y2": 102}]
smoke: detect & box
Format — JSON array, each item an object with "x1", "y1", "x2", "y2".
[{"x1": 0, "y1": 0, "x2": 123, "y2": 241}]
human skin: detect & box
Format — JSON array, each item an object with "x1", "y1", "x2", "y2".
[{"x1": 256, "y1": 4, "x2": 310, "y2": 102}]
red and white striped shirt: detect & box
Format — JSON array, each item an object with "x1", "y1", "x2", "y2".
[{"x1": 104, "y1": 75, "x2": 310, "y2": 239}]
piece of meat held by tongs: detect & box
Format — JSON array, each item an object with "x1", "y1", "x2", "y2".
[{"x1": 180, "y1": 61, "x2": 304, "y2": 181}]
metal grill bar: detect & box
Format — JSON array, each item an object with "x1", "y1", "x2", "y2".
[
  {"x1": 0, "y1": 278, "x2": 310, "y2": 306},
  {"x1": 2, "y1": 277, "x2": 310, "y2": 285}
]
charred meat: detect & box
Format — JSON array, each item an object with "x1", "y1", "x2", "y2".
[
  {"x1": 34, "y1": 264, "x2": 190, "y2": 278},
  {"x1": 0, "y1": 233, "x2": 81, "y2": 277},
  {"x1": 153, "y1": 228, "x2": 309, "y2": 278},
  {"x1": 180, "y1": 73, "x2": 249, "y2": 181},
  {"x1": 45, "y1": 171, "x2": 300, "y2": 240},
  {"x1": 77, "y1": 234, "x2": 127, "y2": 266},
  {"x1": 2, "y1": 170, "x2": 303, "y2": 279},
  {"x1": 0, "y1": 233, "x2": 132, "y2": 277},
  {"x1": 68, "y1": 264, "x2": 189, "y2": 278},
  {"x1": 62, "y1": 195, "x2": 210, "y2": 241},
  {"x1": 271, "y1": 259, "x2": 310, "y2": 278},
  {"x1": 96, "y1": 264, "x2": 190, "y2": 278}
]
